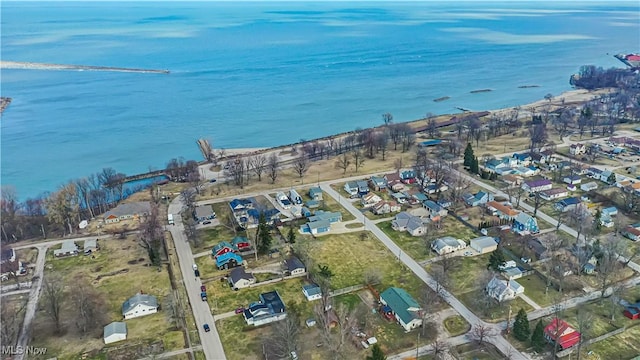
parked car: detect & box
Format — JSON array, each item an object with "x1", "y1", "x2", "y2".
[
  {"x1": 192, "y1": 264, "x2": 198, "y2": 271},
  {"x1": 203, "y1": 221, "x2": 212, "y2": 225},
  {"x1": 194, "y1": 269, "x2": 200, "y2": 277},
  {"x1": 235, "y1": 307, "x2": 245, "y2": 314},
  {"x1": 200, "y1": 285, "x2": 206, "y2": 292},
  {"x1": 209, "y1": 178, "x2": 217, "y2": 183},
  {"x1": 203, "y1": 324, "x2": 210, "y2": 332}
]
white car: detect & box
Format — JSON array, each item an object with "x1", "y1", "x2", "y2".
[{"x1": 192, "y1": 264, "x2": 198, "y2": 271}]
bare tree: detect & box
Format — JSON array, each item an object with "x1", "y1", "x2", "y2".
[
  {"x1": 42, "y1": 275, "x2": 66, "y2": 334},
  {"x1": 335, "y1": 152, "x2": 351, "y2": 174},
  {"x1": 292, "y1": 154, "x2": 310, "y2": 180},
  {"x1": 352, "y1": 150, "x2": 365, "y2": 173},
  {"x1": 248, "y1": 154, "x2": 267, "y2": 181},
  {"x1": 224, "y1": 156, "x2": 247, "y2": 188},
  {"x1": 363, "y1": 268, "x2": 382, "y2": 286},
  {"x1": 72, "y1": 276, "x2": 107, "y2": 336},
  {"x1": 267, "y1": 153, "x2": 280, "y2": 184},
  {"x1": 393, "y1": 157, "x2": 403, "y2": 173},
  {"x1": 382, "y1": 112, "x2": 394, "y2": 126},
  {"x1": 315, "y1": 303, "x2": 362, "y2": 360},
  {"x1": 139, "y1": 202, "x2": 164, "y2": 266},
  {"x1": 470, "y1": 324, "x2": 495, "y2": 345},
  {"x1": 263, "y1": 312, "x2": 301, "y2": 359},
  {"x1": 1, "y1": 297, "x2": 27, "y2": 346}
]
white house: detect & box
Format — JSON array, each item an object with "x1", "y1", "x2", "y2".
[
  {"x1": 563, "y1": 175, "x2": 582, "y2": 185},
  {"x1": 122, "y1": 293, "x2": 159, "y2": 320},
  {"x1": 431, "y1": 237, "x2": 467, "y2": 255},
  {"x1": 361, "y1": 193, "x2": 382, "y2": 207},
  {"x1": 302, "y1": 284, "x2": 322, "y2": 301},
  {"x1": 229, "y1": 267, "x2": 256, "y2": 290},
  {"x1": 285, "y1": 257, "x2": 306, "y2": 276},
  {"x1": 392, "y1": 212, "x2": 427, "y2": 237},
  {"x1": 569, "y1": 143, "x2": 586, "y2": 156},
  {"x1": 53, "y1": 240, "x2": 78, "y2": 258},
  {"x1": 539, "y1": 188, "x2": 569, "y2": 201},
  {"x1": 103, "y1": 322, "x2": 127, "y2": 344},
  {"x1": 486, "y1": 277, "x2": 524, "y2": 302},
  {"x1": 380, "y1": 287, "x2": 423, "y2": 332},
  {"x1": 521, "y1": 179, "x2": 553, "y2": 193},
  {"x1": 580, "y1": 182, "x2": 598, "y2": 192}
]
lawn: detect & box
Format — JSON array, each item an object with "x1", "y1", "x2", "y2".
[
  {"x1": 191, "y1": 203, "x2": 245, "y2": 254},
  {"x1": 518, "y1": 273, "x2": 565, "y2": 308},
  {"x1": 427, "y1": 254, "x2": 491, "y2": 296},
  {"x1": 458, "y1": 289, "x2": 533, "y2": 322},
  {"x1": 305, "y1": 231, "x2": 425, "y2": 292},
  {"x1": 587, "y1": 324, "x2": 640, "y2": 360},
  {"x1": 318, "y1": 193, "x2": 356, "y2": 222},
  {"x1": 378, "y1": 220, "x2": 433, "y2": 261},
  {"x1": 31, "y1": 236, "x2": 181, "y2": 359},
  {"x1": 451, "y1": 342, "x2": 506, "y2": 360},
  {"x1": 443, "y1": 315, "x2": 471, "y2": 336},
  {"x1": 556, "y1": 297, "x2": 638, "y2": 339}
]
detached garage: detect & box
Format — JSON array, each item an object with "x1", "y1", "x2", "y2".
[
  {"x1": 470, "y1": 236, "x2": 498, "y2": 254},
  {"x1": 103, "y1": 322, "x2": 127, "y2": 344}
]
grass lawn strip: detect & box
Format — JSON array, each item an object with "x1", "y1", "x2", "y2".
[{"x1": 443, "y1": 315, "x2": 471, "y2": 336}]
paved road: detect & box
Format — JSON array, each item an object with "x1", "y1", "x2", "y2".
[
  {"x1": 320, "y1": 184, "x2": 530, "y2": 360},
  {"x1": 168, "y1": 199, "x2": 227, "y2": 360},
  {"x1": 15, "y1": 245, "x2": 47, "y2": 360},
  {"x1": 387, "y1": 334, "x2": 469, "y2": 360},
  {"x1": 0, "y1": 289, "x2": 31, "y2": 297}
]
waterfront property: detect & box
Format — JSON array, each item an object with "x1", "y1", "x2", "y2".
[
  {"x1": 243, "y1": 291, "x2": 287, "y2": 326},
  {"x1": 380, "y1": 287, "x2": 423, "y2": 332},
  {"x1": 103, "y1": 201, "x2": 151, "y2": 224},
  {"x1": 122, "y1": 293, "x2": 159, "y2": 320}
]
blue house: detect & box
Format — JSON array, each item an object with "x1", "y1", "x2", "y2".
[
  {"x1": 344, "y1": 182, "x2": 359, "y2": 197},
  {"x1": 300, "y1": 220, "x2": 331, "y2": 235},
  {"x1": 463, "y1": 191, "x2": 493, "y2": 207},
  {"x1": 356, "y1": 180, "x2": 370, "y2": 195},
  {"x1": 306, "y1": 200, "x2": 320, "y2": 209},
  {"x1": 555, "y1": 197, "x2": 581, "y2": 212},
  {"x1": 400, "y1": 170, "x2": 417, "y2": 184},
  {"x1": 309, "y1": 187, "x2": 323, "y2": 201},
  {"x1": 512, "y1": 152, "x2": 532, "y2": 165},
  {"x1": 602, "y1": 206, "x2": 618, "y2": 217},
  {"x1": 513, "y1": 212, "x2": 539, "y2": 235},
  {"x1": 308, "y1": 210, "x2": 342, "y2": 223},
  {"x1": 229, "y1": 198, "x2": 253, "y2": 211},
  {"x1": 370, "y1": 176, "x2": 388, "y2": 191},
  {"x1": 216, "y1": 252, "x2": 243, "y2": 270}
]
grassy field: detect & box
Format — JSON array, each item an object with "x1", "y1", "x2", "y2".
[
  {"x1": 518, "y1": 273, "x2": 566, "y2": 308},
  {"x1": 451, "y1": 342, "x2": 506, "y2": 360},
  {"x1": 587, "y1": 324, "x2": 640, "y2": 360},
  {"x1": 557, "y1": 298, "x2": 638, "y2": 339},
  {"x1": 443, "y1": 315, "x2": 471, "y2": 336},
  {"x1": 427, "y1": 254, "x2": 491, "y2": 296},
  {"x1": 30, "y1": 236, "x2": 181, "y2": 359},
  {"x1": 458, "y1": 289, "x2": 533, "y2": 322}
]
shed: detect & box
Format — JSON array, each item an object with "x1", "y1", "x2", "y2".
[
  {"x1": 469, "y1": 236, "x2": 498, "y2": 254},
  {"x1": 302, "y1": 284, "x2": 322, "y2": 301},
  {"x1": 103, "y1": 322, "x2": 127, "y2": 344}
]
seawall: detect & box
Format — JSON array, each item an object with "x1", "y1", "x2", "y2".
[{"x1": 1, "y1": 61, "x2": 170, "y2": 74}]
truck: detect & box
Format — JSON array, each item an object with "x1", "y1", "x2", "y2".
[
  {"x1": 168, "y1": 213, "x2": 174, "y2": 225},
  {"x1": 200, "y1": 291, "x2": 207, "y2": 301}
]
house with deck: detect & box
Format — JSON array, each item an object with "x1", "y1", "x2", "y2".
[{"x1": 380, "y1": 287, "x2": 423, "y2": 331}]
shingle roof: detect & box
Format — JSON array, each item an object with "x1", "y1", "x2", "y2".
[
  {"x1": 380, "y1": 287, "x2": 421, "y2": 325},
  {"x1": 229, "y1": 267, "x2": 254, "y2": 284},
  {"x1": 285, "y1": 256, "x2": 305, "y2": 272},
  {"x1": 104, "y1": 201, "x2": 151, "y2": 219},
  {"x1": 104, "y1": 322, "x2": 127, "y2": 338},
  {"x1": 122, "y1": 294, "x2": 158, "y2": 314}
]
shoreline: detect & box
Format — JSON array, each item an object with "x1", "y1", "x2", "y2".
[{"x1": 0, "y1": 61, "x2": 170, "y2": 74}]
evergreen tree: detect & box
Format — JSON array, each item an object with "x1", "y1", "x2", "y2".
[
  {"x1": 366, "y1": 343, "x2": 386, "y2": 360},
  {"x1": 513, "y1": 308, "x2": 531, "y2": 341},
  {"x1": 257, "y1": 212, "x2": 272, "y2": 255},
  {"x1": 593, "y1": 209, "x2": 602, "y2": 232},
  {"x1": 470, "y1": 156, "x2": 480, "y2": 174},
  {"x1": 287, "y1": 224, "x2": 296, "y2": 244},
  {"x1": 464, "y1": 143, "x2": 474, "y2": 168},
  {"x1": 531, "y1": 320, "x2": 546, "y2": 352},
  {"x1": 487, "y1": 250, "x2": 506, "y2": 271}
]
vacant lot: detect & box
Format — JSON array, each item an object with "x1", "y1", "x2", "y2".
[
  {"x1": 458, "y1": 289, "x2": 533, "y2": 322},
  {"x1": 30, "y1": 236, "x2": 180, "y2": 359},
  {"x1": 587, "y1": 324, "x2": 640, "y2": 359},
  {"x1": 427, "y1": 254, "x2": 491, "y2": 296}
]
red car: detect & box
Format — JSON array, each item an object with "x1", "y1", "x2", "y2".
[
  {"x1": 235, "y1": 307, "x2": 245, "y2": 314},
  {"x1": 200, "y1": 285, "x2": 206, "y2": 292}
]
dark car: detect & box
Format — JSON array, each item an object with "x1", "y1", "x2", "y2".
[
  {"x1": 209, "y1": 178, "x2": 217, "y2": 183},
  {"x1": 203, "y1": 323, "x2": 210, "y2": 332},
  {"x1": 194, "y1": 269, "x2": 200, "y2": 278},
  {"x1": 203, "y1": 221, "x2": 212, "y2": 225},
  {"x1": 235, "y1": 307, "x2": 245, "y2": 314},
  {"x1": 200, "y1": 285, "x2": 206, "y2": 292}
]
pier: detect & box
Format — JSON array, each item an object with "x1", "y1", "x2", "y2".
[
  {"x1": 1, "y1": 61, "x2": 170, "y2": 74},
  {"x1": 0, "y1": 97, "x2": 12, "y2": 115},
  {"x1": 122, "y1": 170, "x2": 168, "y2": 183}
]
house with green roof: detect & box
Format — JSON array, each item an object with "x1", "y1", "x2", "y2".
[{"x1": 380, "y1": 287, "x2": 423, "y2": 331}]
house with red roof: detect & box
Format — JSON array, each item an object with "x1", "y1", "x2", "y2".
[
  {"x1": 544, "y1": 319, "x2": 581, "y2": 350},
  {"x1": 623, "y1": 302, "x2": 640, "y2": 320}
]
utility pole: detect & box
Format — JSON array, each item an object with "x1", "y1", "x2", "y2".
[
  {"x1": 415, "y1": 330, "x2": 420, "y2": 359},
  {"x1": 506, "y1": 305, "x2": 512, "y2": 334}
]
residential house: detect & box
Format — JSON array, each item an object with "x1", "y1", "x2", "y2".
[
  {"x1": 380, "y1": 287, "x2": 423, "y2": 331},
  {"x1": 528, "y1": 238, "x2": 548, "y2": 259},
  {"x1": 470, "y1": 236, "x2": 498, "y2": 254},
  {"x1": 372, "y1": 201, "x2": 401, "y2": 215},
  {"x1": 276, "y1": 192, "x2": 292, "y2": 209},
  {"x1": 423, "y1": 200, "x2": 448, "y2": 221},
  {"x1": 384, "y1": 173, "x2": 404, "y2": 192},
  {"x1": 486, "y1": 157, "x2": 513, "y2": 172},
  {"x1": 437, "y1": 199, "x2": 452, "y2": 209},
  {"x1": 212, "y1": 241, "x2": 237, "y2": 259},
  {"x1": 412, "y1": 192, "x2": 429, "y2": 203},
  {"x1": 361, "y1": 193, "x2": 382, "y2": 207},
  {"x1": 600, "y1": 169, "x2": 615, "y2": 184},
  {"x1": 244, "y1": 291, "x2": 287, "y2": 326},
  {"x1": 309, "y1": 187, "x2": 323, "y2": 201},
  {"x1": 122, "y1": 293, "x2": 159, "y2": 320},
  {"x1": 485, "y1": 201, "x2": 520, "y2": 220},
  {"x1": 513, "y1": 166, "x2": 538, "y2": 177},
  {"x1": 569, "y1": 143, "x2": 586, "y2": 156},
  {"x1": 563, "y1": 175, "x2": 582, "y2": 185},
  {"x1": 586, "y1": 167, "x2": 603, "y2": 179},
  {"x1": 216, "y1": 252, "x2": 244, "y2": 270},
  {"x1": 344, "y1": 182, "x2": 359, "y2": 197},
  {"x1": 555, "y1": 197, "x2": 581, "y2": 213},
  {"x1": 622, "y1": 224, "x2": 640, "y2": 241},
  {"x1": 390, "y1": 192, "x2": 408, "y2": 204},
  {"x1": 512, "y1": 152, "x2": 532, "y2": 166},
  {"x1": 370, "y1": 176, "x2": 388, "y2": 191},
  {"x1": 228, "y1": 267, "x2": 256, "y2": 290},
  {"x1": 513, "y1": 212, "x2": 539, "y2": 235},
  {"x1": 431, "y1": 237, "x2": 467, "y2": 255},
  {"x1": 229, "y1": 198, "x2": 253, "y2": 212},
  {"x1": 306, "y1": 200, "x2": 320, "y2": 209},
  {"x1": 83, "y1": 239, "x2": 99, "y2": 255},
  {"x1": 503, "y1": 267, "x2": 524, "y2": 280},
  {"x1": 485, "y1": 277, "x2": 524, "y2": 302},
  {"x1": 392, "y1": 212, "x2": 427, "y2": 237},
  {"x1": 602, "y1": 207, "x2": 618, "y2": 217},
  {"x1": 540, "y1": 188, "x2": 569, "y2": 201},
  {"x1": 544, "y1": 319, "x2": 581, "y2": 350},
  {"x1": 302, "y1": 284, "x2": 322, "y2": 301},
  {"x1": 194, "y1": 205, "x2": 216, "y2": 223},
  {"x1": 463, "y1": 191, "x2": 493, "y2": 207},
  {"x1": 1, "y1": 248, "x2": 16, "y2": 264},
  {"x1": 0, "y1": 256, "x2": 22, "y2": 281},
  {"x1": 356, "y1": 180, "x2": 371, "y2": 196},
  {"x1": 231, "y1": 237, "x2": 251, "y2": 252},
  {"x1": 623, "y1": 302, "x2": 640, "y2": 320},
  {"x1": 530, "y1": 152, "x2": 547, "y2": 165},
  {"x1": 103, "y1": 201, "x2": 151, "y2": 224},
  {"x1": 103, "y1": 322, "x2": 127, "y2": 345},
  {"x1": 580, "y1": 182, "x2": 598, "y2": 192},
  {"x1": 308, "y1": 211, "x2": 342, "y2": 224},
  {"x1": 502, "y1": 174, "x2": 522, "y2": 187},
  {"x1": 400, "y1": 170, "x2": 417, "y2": 184},
  {"x1": 284, "y1": 256, "x2": 306, "y2": 276},
  {"x1": 300, "y1": 211, "x2": 342, "y2": 235},
  {"x1": 289, "y1": 189, "x2": 303, "y2": 205},
  {"x1": 521, "y1": 179, "x2": 552, "y2": 193},
  {"x1": 54, "y1": 240, "x2": 78, "y2": 258}
]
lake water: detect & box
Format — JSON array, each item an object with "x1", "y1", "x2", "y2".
[{"x1": 1, "y1": 1, "x2": 638, "y2": 199}]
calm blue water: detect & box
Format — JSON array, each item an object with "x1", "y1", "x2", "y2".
[{"x1": 1, "y1": 1, "x2": 638, "y2": 200}]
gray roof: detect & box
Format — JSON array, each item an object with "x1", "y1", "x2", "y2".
[
  {"x1": 54, "y1": 240, "x2": 78, "y2": 256},
  {"x1": 104, "y1": 201, "x2": 151, "y2": 219},
  {"x1": 515, "y1": 212, "x2": 534, "y2": 224},
  {"x1": 432, "y1": 237, "x2": 462, "y2": 251},
  {"x1": 104, "y1": 321, "x2": 127, "y2": 338},
  {"x1": 84, "y1": 239, "x2": 97, "y2": 250},
  {"x1": 285, "y1": 256, "x2": 305, "y2": 272},
  {"x1": 195, "y1": 205, "x2": 214, "y2": 219},
  {"x1": 308, "y1": 220, "x2": 331, "y2": 230},
  {"x1": 393, "y1": 212, "x2": 424, "y2": 232},
  {"x1": 229, "y1": 267, "x2": 254, "y2": 284},
  {"x1": 122, "y1": 293, "x2": 158, "y2": 315},
  {"x1": 470, "y1": 236, "x2": 497, "y2": 249}
]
